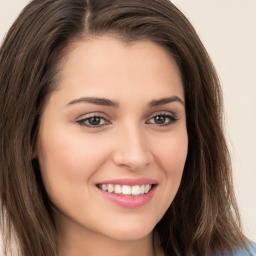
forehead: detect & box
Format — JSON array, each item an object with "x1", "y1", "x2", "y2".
[{"x1": 53, "y1": 36, "x2": 184, "y2": 104}]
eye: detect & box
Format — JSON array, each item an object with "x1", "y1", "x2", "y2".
[
  {"x1": 146, "y1": 113, "x2": 178, "y2": 126},
  {"x1": 77, "y1": 115, "x2": 109, "y2": 128}
]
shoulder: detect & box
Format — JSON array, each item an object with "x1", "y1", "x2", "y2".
[{"x1": 208, "y1": 242, "x2": 256, "y2": 256}]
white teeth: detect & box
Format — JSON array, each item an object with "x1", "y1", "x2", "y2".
[
  {"x1": 99, "y1": 184, "x2": 153, "y2": 196},
  {"x1": 107, "y1": 184, "x2": 114, "y2": 193},
  {"x1": 102, "y1": 184, "x2": 108, "y2": 191},
  {"x1": 114, "y1": 184, "x2": 122, "y2": 194},
  {"x1": 145, "y1": 184, "x2": 150, "y2": 193},
  {"x1": 140, "y1": 185, "x2": 145, "y2": 194},
  {"x1": 122, "y1": 185, "x2": 132, "y2": 195},
  {"x1": 132, "y1": 185, "x2": 140, "y2": 195}
]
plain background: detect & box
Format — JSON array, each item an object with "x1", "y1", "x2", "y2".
[{"x1": 0, "y1": 0, "x2": 255, "y2": 252}]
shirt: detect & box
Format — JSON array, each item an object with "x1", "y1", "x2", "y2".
[{"x1": 209, "y1": 242, "x2": 256, "y2": 256}]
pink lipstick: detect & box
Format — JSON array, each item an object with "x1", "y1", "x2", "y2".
[{"x1": 96, "y1": 178, "x2": 157, "y2": 208}]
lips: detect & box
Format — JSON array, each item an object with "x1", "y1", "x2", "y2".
[{"x1": 96, "y1": 178, "x2": 157, "y2": 208}]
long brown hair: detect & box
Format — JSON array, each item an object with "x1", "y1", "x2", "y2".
[{"x1": 0, "y1": 0, "x2": 248, "y2": 255}]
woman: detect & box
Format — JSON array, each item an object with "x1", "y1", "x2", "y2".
[{"x1": 0, "y1": 0, "x2": 255, "y2": 255}]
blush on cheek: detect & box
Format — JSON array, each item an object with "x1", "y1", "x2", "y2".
[{"x1": 159, "y1": 136, "x2": 187, "y2": 168}]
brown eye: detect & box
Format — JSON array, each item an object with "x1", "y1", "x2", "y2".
[
  {"x1": 77, "y1": 115, "x2": 109, "y2": 128},
  {"x1": 88, "y1": 117, "x2": 102, "y2": 126},
  {"x1": 154, "y1": 115, "x2": 167, "y2": 124},
  {"x1": 147, "y1": 114, "x2": 178, "y2": 126}
]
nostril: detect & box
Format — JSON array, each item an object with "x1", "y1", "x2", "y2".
[{"x1": 112, "y1": 150, "x2": 153, "y2": 171}]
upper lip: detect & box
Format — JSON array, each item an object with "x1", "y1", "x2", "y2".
[{"x1": 97, "y1": 178, "x2": 158, "y2": 186}]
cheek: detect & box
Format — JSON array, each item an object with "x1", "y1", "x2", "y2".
[
  {"x1": 152, "y1": 131, "x2": 188, "y2": 211},
  {"x1": 37, "y1": 130, "x2": 112, "y2": 194},
  {"x1": 156, "y1": 131, "x2": 188, "y2": 175},
  {"x1": 37, "y1": 134, "x2": 109, "y2": 219}
]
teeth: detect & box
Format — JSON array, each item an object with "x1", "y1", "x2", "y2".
[
  {"x1": 99, "y1": 184, "x2": 153, "y2": 196},
  {"x1": 122, "y1": 185, "x2": 132, "y2": 195},
  {"x1": 140, "y1": 185, "x2": 145, "y2": 194},
  {"x1": 107, "y1": 184, "x2": 114, "y2": 193},
  {"x1": 114, "y1": 184, "x2": 122, "y2": 194},
  {"x1": 102, "y1": 184, "x2": 108, "y2": 191},
  {"x1": 145, "y1": 184, "x2": 150, "y2": 193},
  {"x1": 131, "y1": 185, "x2": 140, "y2": 195}
]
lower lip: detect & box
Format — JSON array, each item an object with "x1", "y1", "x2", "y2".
[{"x1": 97, "y1": 186, "x2": 156, "y2": 208}]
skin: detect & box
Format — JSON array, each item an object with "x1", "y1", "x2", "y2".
[{"x1": 36, "y1": 36, "x2": 188, "y2": 256}]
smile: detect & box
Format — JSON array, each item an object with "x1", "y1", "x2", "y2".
[
  {"x1": 96, "y1": 178, "x2": 157, "y2": 208},
  {"x1": 98, "y1": 184, "x2": 153, "y2": 196}
]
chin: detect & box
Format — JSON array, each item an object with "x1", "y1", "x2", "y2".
[{"x1": 101, "y1": 218, "x2": 157, "y2": 241}]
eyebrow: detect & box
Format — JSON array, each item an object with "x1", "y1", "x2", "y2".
[
  {"x1": 66, "y1": 96, "x2": 184, "y2": 108},
  {"x1": 67, "y1": 97, "x2": 119, "y2": 107},
  {"x1": 149, "y1": 96, "x2": 184, "y2": 107}
]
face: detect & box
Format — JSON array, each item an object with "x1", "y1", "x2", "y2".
[{"x1": 36, "y1": 36, "x2": 188, "y2": 242}]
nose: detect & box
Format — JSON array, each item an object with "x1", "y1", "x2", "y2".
[{"x1": 112, "y1": 123, "x2": 153, "y2": 171}]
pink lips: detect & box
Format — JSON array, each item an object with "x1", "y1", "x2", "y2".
[{"x1": 97, "y1": 178, "x2": 157, "y2": 208}]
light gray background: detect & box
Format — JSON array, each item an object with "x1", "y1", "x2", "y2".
[{"x1": 0, "y1": 0, "x2": 255, "y2": 252}]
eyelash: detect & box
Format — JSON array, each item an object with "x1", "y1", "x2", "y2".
[
  {"x1": 146, "y1": 113, "x2": 178, "y2": 126},
  {"x1": 77, "y1": 113, "x2": 178, "y2": 128},
  {"x1": 77, "y1": 114, "x2": 109, "y2": 128}
]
